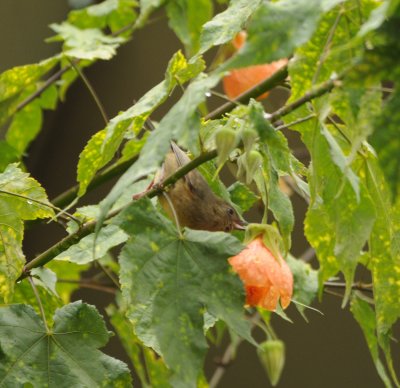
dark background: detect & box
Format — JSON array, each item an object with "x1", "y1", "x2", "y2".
[{"x1": 1, "y1": 1, "x2": 398, "y2": 387}]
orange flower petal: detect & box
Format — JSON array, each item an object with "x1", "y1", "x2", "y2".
[{"x1": 229, "y1": 237, "x2": 293, "y2": 311}]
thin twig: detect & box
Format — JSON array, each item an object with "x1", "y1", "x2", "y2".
[
  {"x1": 28, "y1": 276, "x2": 50, "y2": 332},
  {"x1": 206, "y1": 64, "x2": 289, "y2": 120},
  {"x1": 95, "y1": 261, "x2": 120, "y2": 288},
  {"x1": 324, "y1": 281, "x2": 373, "y2": 293},
  {"x1": 58, "y1": 278, "x2": 116, "y2": 294},
  {"x1": 16, "y1": 66, "x2": 70, "y2": 113},
  {"x1": 67, "y1": 58, "x2": 109, "y2": 125},
  {"x1": 274, "y1": 114, "x2": 316, "y2": 131},
  {"x1": 268, "y1": 76, "x2": 338, "y2": 123}
]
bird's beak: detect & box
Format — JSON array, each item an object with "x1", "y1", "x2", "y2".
[{"x1": 233, "y1": 220, "x2": 248, "y2": 231}]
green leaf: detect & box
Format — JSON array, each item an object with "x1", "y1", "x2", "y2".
[
  {"x1": 0, "y1": 302, "x2": 132, "y2": 387},
  {"x1": 0, "y1": 202, "x2": 24, "y2": 303},
  {"x1": 47, "y1": 260, "x2": 90, "y2": 304},
  {"x1": 107, "y1": 303, "x2": 172, "y2": 387},
  {"x1": 364, "y1": 154, "x2": 400, "y2": 339},
  {"x1": 370, "y1": 89, "x2": 400, "y2": 200},
  {"x1": 68, "y1": 0, "x2": 137, "y2": 32},
  {"x1": 11, "y1": 280, "x2": 62, "y2": 326},
  {"x1": 0, "y1": 164, "x2": 54, "y2": 220},
  {"x1": 0, "y1": 141, "x2": 19, "y2": 172},
  {"x1": 0, "y1": 57, "x2": 59, "y2": 126},
  {"x1": 0, "y1": 165, "x2": 54, "y2": 302},
  {"x1": 6, "y1": 100, "x2": 42, "y2": 156},
  {"x1": 166, "y1": 0, "x2": 213, "y2": 56},
  {"x1": 228, "y1": 181, "x2": 259, "y2": 212},
  {"x1": 198, "y1": 0, "x2": 263, "y2": 55},
  {"x1": 77, "y1": 51, "x2": 204, "y2": 197},
  {"x1": 31, "y1": 267, "x2": 59, "y2": 297},
  {"x1": 249, "y1": 102, "x2": 294, "y2": 248},
  {"x1": 292, "y1": 116, "x2": 376, "y2": 299},
  {"x1": 97, "y1": 71, "x2": 219, "y2": 231},
  {"x1": 136, "y1": 0, "x2": 166, "y2": 27},
  {"x1": 351, "y1": 294, "x2": 393, "y2": 388},
  {"x1": 113, "y1": 198, "x2": 254, "y2": 387},
  {"x1": 224, "y1": 0, "x2": 343, "y2": 70},
  {"x1": 286, "y1": 255, "x2": 318, "y2": 320},
  {"x1": 49, "y1": 22, "x2": 125, "y2": 60},
  {"x1": 54, "y1": 224, "x2": 128, "y2": 264}
]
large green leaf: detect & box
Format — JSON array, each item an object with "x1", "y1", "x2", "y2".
[
  {"x1": 0, "y1": 165, "x2": 54, "y2": 303},
  {"x1": 370, "y1": 89, "x2": 400, "y2": 200},
  {"x1": 68, "y1": 0, "x2": 137, "y2": 32},
  {"x1": 198, "y1": 0, "x2": 262, "y2": 55},
  {"x1": 224, "y1": 0, "x2": 343, "y2": 70},
  {"x1": 166, "y1": 0, "x2": 213, "y2": 56},
  {"x1": 54, "y1": 224, "x2": 128, "y2": 264},
  {"x1": 364, "y1": 154, "x2": 400, "y2": 340},
  {"x1": 249, "y1": 102, "x2": 294, "y2": 248},
  {"x1": 5, "y1": 85, "x2": 59, "y2": 158},
  {"x1": 77, "y1": 51, "x2": 204, "y2": 197},
  {"x1": 113, "y1": 198, "x2": 254, "y2": 388},
  {"x1": 107, "y1": 303, "x2": 172, "y2": 388},
  {"x1": 49, "y1": 22, "x2": 125, "y2": 60},
  {"x1": 0, "y1": 57, "x2": 59, "y2": 126},
  {"x1": 350, "y1": 294, "x2": 393, "y2": 388},
  {"x1": 290, "y1": 115, "x2": 376, "y2": 297},
  {"x1": 0, "y1": 302, "x2": 132, "y2": 387}
]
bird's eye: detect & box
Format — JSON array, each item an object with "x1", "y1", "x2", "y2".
[{"x1": 227, "y1": 207, "x2": 234, "y2": 216}]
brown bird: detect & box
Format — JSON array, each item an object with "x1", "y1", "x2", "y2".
[{"x1": 134, "y1": 142, "x2": 246, "y2": 232}]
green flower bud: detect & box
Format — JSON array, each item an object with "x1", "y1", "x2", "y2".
[
  {"x1": 257, "y1": 340, "x2": 285, "y2": 386},
  {"x1": 215, "y1": 127, "x2": 239, "y2": 166},
  {"x1": 245, "y1": 150, "x2": 263, "y2": 184},
  {"x1": 240, "y1": 127, "x2": 258, "y2": 152}
]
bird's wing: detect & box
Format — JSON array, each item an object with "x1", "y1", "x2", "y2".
[{"x1": 170, "y1": 141, "x2": 196, "y2": 190}]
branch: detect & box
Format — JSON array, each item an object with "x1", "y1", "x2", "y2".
[
  {"x1": 324, "y1": 281, "x2": 373, "y2": 293},
  {"x1": 58, "y1": 278, "x2": 116, "y2": 294},
  {"x1": 206, "y1": 64, "x2": 289, "y2": 120},
  {"x1": 22, "y1": 67, "x2": 341, "y2": 278},
  {"x1": 52, "y1": 155, "x2": 138, "y2": 208},
  {"x1": 268, "y1": 76, "x2": 338, "y2": 123}
]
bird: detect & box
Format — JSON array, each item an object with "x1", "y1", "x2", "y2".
[{"x1": 134, "y1": 142, "x2": 246, "y2": 232}]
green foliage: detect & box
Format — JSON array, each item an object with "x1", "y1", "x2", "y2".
[
  {"x1": 68, "y1": 0, "x2": 137, "y2": 32},
  {"x1": 224, "y1": 0, "x2": 343, "y2": 69},
  {"x1": 77, "y1": 51, "x2": 204, "y2": 196},
  {"x1": 228, "y1": 181, "x2": 259, "y2": 212},
  {"x1": 0, "y1": 165, "x2": 54, "y2": 303},
  {"x1": 49, "y1": 22, "x2": 125, "y2": 60},
  {"x1": 113, "y1": 198, "x2": 253, "y2": 387},
  {"x1": 166, "y1": 0, "x2": 213, "y2": 56},
  {"x1": 0, "y1": 302, "x2": 132, "y2": 387},
  {"x1": 54, "y1": 224, "x2": 128, "y2": 264},
  {"x1": 351, "y1": 294, "x2": 393, "y2": 387},
  {"x1": 107, "y1": 303, "x2": 172, "y2": 387},
  {"x1": 1, "y1": 0, "x2": 400, "y2": 386},
  {"x1": 286, "y1": 255, "x2": 318, "y2": 319},
  {"x1": 198, "y1": 0, "x2": 263, "y2": 55}
]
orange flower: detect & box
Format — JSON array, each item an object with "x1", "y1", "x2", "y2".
[
  {"x1": 229, "y1": 237, "x2": 293, "y2": 310},
  {"x1": 222, "y1": 31, "x2": 288, "y2": 100}
]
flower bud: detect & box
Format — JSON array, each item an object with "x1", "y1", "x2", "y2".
[
  {"x1": 245, "y1": 150, "x2": 263, "y2": 184},
  {"x1": 240, "y1": 127, "x2": 259, "y2": 152},
  {"x1": 257, "y1": 340, "x2": 285, "y2": 386},
  {"x1": 215, "y1": 127, "x2": 239, "y2": 166}
]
